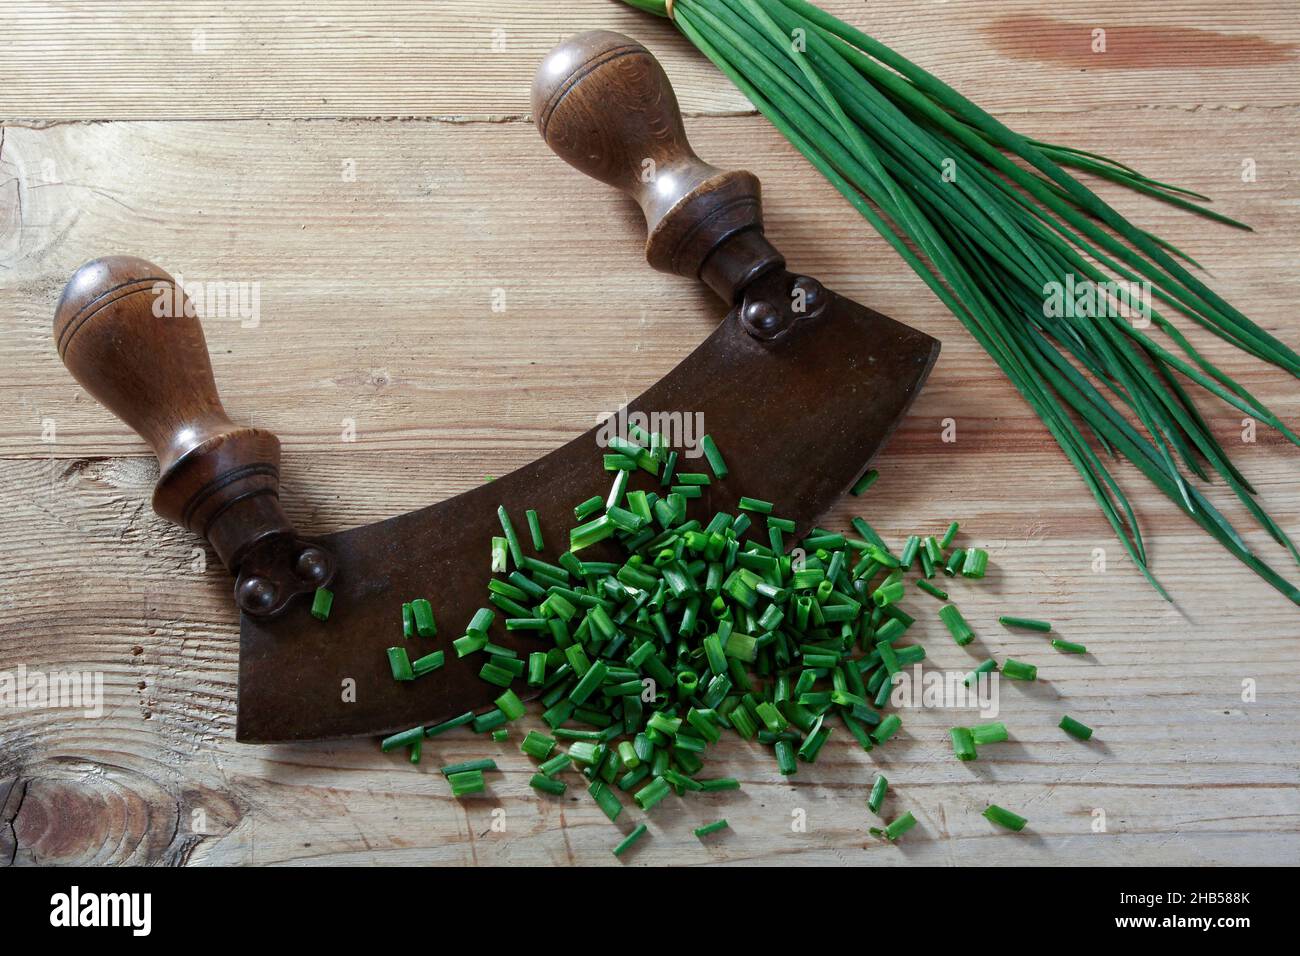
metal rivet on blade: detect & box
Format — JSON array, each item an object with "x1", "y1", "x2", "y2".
[
  {"x1": 238, "y1": 575, "x2": 277, "y2": 612},
  {"x1": 741, "y1": 299, "x2": 784, "y2": 339},
  {"x1": 295, "y1": 547, "x2": 329, "y2": 583},
  {"x1": 791, "y1": 275, "x2": 825, "y2": 317}
]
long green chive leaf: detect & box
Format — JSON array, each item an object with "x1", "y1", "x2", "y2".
[{"x1": 644, "y1": 0, "x2": 1300, "y2": 604}]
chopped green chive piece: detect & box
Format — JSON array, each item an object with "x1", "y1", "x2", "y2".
[
  {"x1": 574, "y1": 495, "x2": 603, "y2": 521},
  {"x1": 525, "y1": 509, "x2": 544, "y2": 551},
  {"x1": 963, "y1": 659, "x2": 998, "y2": 687},
  {"x1": 310, "y1": 587, "x2": 334, "y2": 621},
  {"x1": 410, "y1": 598, "x2": 436, "y2": 637},
  {"x1": 454, "y1": 632, "x2": 488, "y2": 657},
  {"x1": 612, "y1": 823, "x2": 648, "y2": 858},
  {"x1": 467, "y1": 607, "x2": 495, "y2": 637},
  {"x1": 774, "y1": 739, "x2": 797, "y2": 775},
  {"x1": 527, "y1": 651, "x2": 548, "y2": 687},
  {"x1": 589, "y1": 780, "x2": 623, "y2": 822},
  {"x1": 849, "y1": 469, "x2": 879, "y2": 496},
  {"x1": 381, "y1": 726, "x2": 424, "y2": 753},
  {"x1": 569, "y1": 659, "x2": 609, "y2": 705},
  {"x1": 387, "y1": 646, "x2": 414, "y2": 681},
  {"x1": 938, "y1": 604, "x2": 975, "y2": 646},
  {"x1": 943, "y1": 548, "x2": 967, "y2": 577},
  {"x1": 916, "y1": 579, "x2": 948, "y2": 601},
  {"x1": 969, "y1": 722, "x2": 1009, "y2": 745},
  {"x1": 939, "y1": 521, "x2": 960, "y2": 550},
  {"x1": 495, "y1": 689, "x2": 526, "y2": 721},
  {"x1": 962, "y1": 548, "x2": 989, "y2": 579},
  {"x1": 700, "y1": 435, "x2": 728, "y2": 479},
  {"x1": 983, "y1": 804, "x2": 1028, "y2": 832},
  {"x1": 530, "y1": 773, "x2": 566, "y2": 795},
  {"x1": 448, "y1": 770, "x2": 486, "y2": 798},
  {"x1": 883, "y1": 811, "x2": 917, "y2": 841},
  {"x1": 868, "y1": 774, "x2": 888, "y2": 815},
  {"x1": 694, "y1": 819, "x2": 730, "y2": 838},
  {"x1": 1052, "y1": 639, "x2": 1088, "y2": 654},
  {"x1": 411, "y1": 650, "x2": 445, "y2": 677},
  {"x1": 401, "y1": 602, "x2": 414, "y2": 639},
  {"x1": 899, "y1": 535, "x2": 920, "y2": 570},
  {"x1": 923, "y1": 536, "x2": 943, "y2": 564},
  {"x1": 659, "y1": 450, "x2": 678, "y2": 487},
  {"x1": 738, "y1": 496, "x2": 774, "y2": 514},
  {"x1": 479, "y1": 661, "x2": 516, "y2": 687},
  {"x1": 635, "y1": 775, "x2": 673, "y2": 811},
  {"x1": 606, "y1": 468, "x2": 629, "y2": 510},
  {"x1": 570, "y1": 514, "x2": 616, "y2": 551},
  {"x1": 497, "y1": 505, "x2": 524, "y2": 568},
  {"x1": 538, "y1": 753, "x2": 572, "y2": 777},
  {"x1": 998, "y1": 615, "x2": 1052, "y2": 633},
  {"x1": 425, "y1": 711, "x2": 475, "y2": 738},
  {"x1": 674, "y1": 473, "x2": 711, "y2": 485},
  {"x1": 490, "y1": 729, "x2": 508, "y2": 742},
  {"x1": 491, "y1": 536, "x2": 509, "y2": 573},
  {"x1": 1059, "y1": 715, "x2": 1094, "y2": 740},
  {"x1": 950, "y1": 726, "x2": 977, "y2": 761},
  {"x1": 440, "y1": 758, "x2": 497, "y2": 777},
  {"x1": 1002, "y1": 658, "x2": 1038, "y2": 681},
  {"x1": 472, "y1": 709, "x2": 507, "y2": 733},
  {"x1": 873, "y1": 714, "x2": 902, "y2": 745},
  {"x1": 520, "y1": 731, "x2": 557, "y2": 760}
]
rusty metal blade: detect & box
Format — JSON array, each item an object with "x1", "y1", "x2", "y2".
[{"x1": 237, "y1": 288, "x2": 938, "y2": 741}]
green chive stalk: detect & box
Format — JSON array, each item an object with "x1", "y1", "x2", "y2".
[{"x1": 620, "y1": 0, "x2": 1299, "y2": 603}]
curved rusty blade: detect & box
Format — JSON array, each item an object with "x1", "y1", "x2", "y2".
[{"x1": 237, "y1": 288, "x2": 938, "y2": 741}]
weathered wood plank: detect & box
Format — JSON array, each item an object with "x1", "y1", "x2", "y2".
[{"x1": 1, "y1": 1, "x2": 1298, "y2": 121}]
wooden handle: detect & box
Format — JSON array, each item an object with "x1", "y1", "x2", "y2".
[
  {"x1": 54, "y1": 256, "x2": 333, "y2": 616},
  {"x1": 533, "y1": 30, "x2": 783, "y2": 302}
]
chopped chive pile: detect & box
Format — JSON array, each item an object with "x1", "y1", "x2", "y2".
[{"x1": 380, "y1": 433, "x2": 1091, "y2": 853}]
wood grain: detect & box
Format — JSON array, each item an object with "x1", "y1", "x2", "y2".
[
  {"x1": 2, "y1": 0, "x2": 1298, "y2": 866},
  {"x1": 1, "y1": 1, "x2": 1298, "y2": 119}
]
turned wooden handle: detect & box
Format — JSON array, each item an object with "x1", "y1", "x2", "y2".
[
  {"x1": 533, "y1": 30, "x2": 783, "y2": 301},
  {"x1": 54, "y1": 256, "x2": 292, "y2": 573}
]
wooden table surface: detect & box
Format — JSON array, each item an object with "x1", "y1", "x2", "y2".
[{"x1": 2, "y1": 1, "x2": 1298, "y2": 866}]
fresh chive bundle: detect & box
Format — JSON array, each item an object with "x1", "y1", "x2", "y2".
[{"x1": 622, "y1": 0, "x2": 1300, "y2": 605}]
